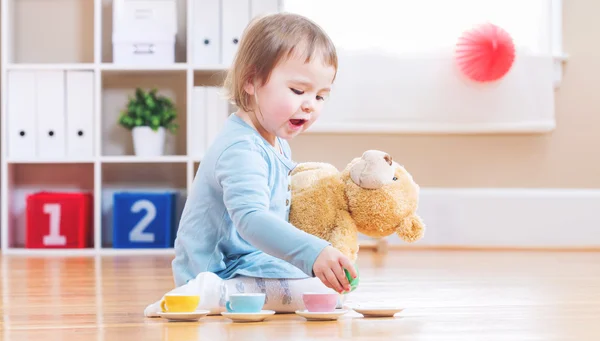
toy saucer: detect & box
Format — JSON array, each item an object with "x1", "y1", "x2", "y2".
[
  {"x1": 351, "y1": 304, "x2": 404, "y2": 317},
  {"x1": 221, "y1": 310, "x2": 275, "y2": 323},
  {"x1": 295, "y1": 309, "x2": 348, "y2": 321},
  {"x1": 158, "y1": 310, "x2": 210, "y2": 322}
]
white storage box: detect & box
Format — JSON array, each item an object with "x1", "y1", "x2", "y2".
[
  {"x1": 112, "y1": 0, "x2": 177, "y2": 65},
  {"x1": 112, "y1": 32, "x2": 175, "y2": 65},
  {"x1": 113, "y1": 0, "x2": 177, "y2": 34}
]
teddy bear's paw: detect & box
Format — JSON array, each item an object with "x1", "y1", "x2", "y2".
[
  {"x1": 336, "y1": 245, "x2": 358, "y2": 263},
  {"x1": 397, "y1": 214, "x2": 425, "y2": 243},
  {"x1": 346, "y1": 249, "x2": 359, "y2": 264}
]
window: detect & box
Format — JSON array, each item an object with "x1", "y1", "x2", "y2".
[{"x1": 280, "y1": 0, "x2": 566, "y2": 134}]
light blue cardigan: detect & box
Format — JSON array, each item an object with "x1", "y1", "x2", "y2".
[{"x1": 171, "y1": 113, "x2": 330, "y2": 286}]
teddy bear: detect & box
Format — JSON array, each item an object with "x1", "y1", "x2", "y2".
[{"x1": 288, "y1": 150, "x2": 425, "y2": 262}]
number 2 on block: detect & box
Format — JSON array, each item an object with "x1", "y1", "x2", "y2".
[
  {"x1": 129, "y1": 199, "x2": 157, "y2": 243},
  {"x1": 43, "y1": 203, "x2": 67, "y2": 246}
]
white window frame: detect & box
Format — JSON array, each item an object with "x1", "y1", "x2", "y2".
[
  {"x1": 279, "y1": 0, "x2": 567, "y2": 88},
  {"x1": 279, "y1": 0, "x2": 567, "y2": 134},
  {"x1": 551, "y1": 0, "x2": 568, "y2": 88}
]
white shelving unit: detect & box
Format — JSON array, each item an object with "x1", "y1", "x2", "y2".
[{"x1": 0, "y1": 0, "x2": 281, "y2": 256}]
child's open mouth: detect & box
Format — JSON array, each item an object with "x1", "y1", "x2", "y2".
[{"x1": 289, "y1": 119, "x2": 307, "y2": 129}]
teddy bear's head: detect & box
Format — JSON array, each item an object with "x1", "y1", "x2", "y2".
[{"x1": 341, "y1": 150, "x2": 425, "y2": 243}]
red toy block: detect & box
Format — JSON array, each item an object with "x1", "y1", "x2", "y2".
[{"x1": 26, "y1": 191, "x2": 93, "y2": 249}]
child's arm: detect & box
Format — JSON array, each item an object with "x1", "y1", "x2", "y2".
[{"x1": 214, "y1": 138, "x2": 331, "y2": 278}]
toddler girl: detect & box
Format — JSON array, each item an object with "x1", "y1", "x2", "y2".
[{"x1": 145, "y1": 12, "x2": 356, "y2": 316}]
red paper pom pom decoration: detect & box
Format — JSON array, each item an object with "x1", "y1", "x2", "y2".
[{"x1": 455, "y1": 22, "x2": 516, "y2": 82}]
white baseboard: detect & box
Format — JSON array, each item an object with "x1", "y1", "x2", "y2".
[{"x1": 359, "y1": 188, "x2": 600, "y2": 248}]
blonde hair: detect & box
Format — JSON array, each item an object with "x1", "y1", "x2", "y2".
[{"x1": 223, "y1": 12, "x2": 338, "y2": 112}]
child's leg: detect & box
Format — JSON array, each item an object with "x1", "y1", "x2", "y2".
[
  {"x1": 224, "y1": 275, "x2": 341, "y2": 313},
  {"x1": 144, "y1": 272, "x2": 346, "y2": 317}
]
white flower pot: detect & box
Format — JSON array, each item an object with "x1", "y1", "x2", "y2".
[{"x1": 132, "y1": 126, "x2": 166, "y2": 157}]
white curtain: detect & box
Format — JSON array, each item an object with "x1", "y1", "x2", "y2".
[{"x1": 280, "y1": 0, "x2": 561, "y2": 133}]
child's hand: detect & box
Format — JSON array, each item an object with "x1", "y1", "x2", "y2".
[{"x1": 313, "y1": 246, "x2": 358, "y2": 293}]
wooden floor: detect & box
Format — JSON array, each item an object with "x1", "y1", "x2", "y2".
[{"x1": 2, "y1": 250, "x2": 600, "y2": 340}]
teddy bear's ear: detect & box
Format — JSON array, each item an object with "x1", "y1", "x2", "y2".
[{"x1": 349, "y1": 150, "x2": 395, "y2": 189}]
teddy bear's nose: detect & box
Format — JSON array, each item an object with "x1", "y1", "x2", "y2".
[{"x1": 384, "y1": 154, "x2": 392, "y2": 166}]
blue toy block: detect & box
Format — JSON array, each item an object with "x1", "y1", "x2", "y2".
[{"x1": 112, "y1": 191, "x2": 177, "y2": 248}]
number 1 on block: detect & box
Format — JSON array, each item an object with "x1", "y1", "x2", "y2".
[{"x1": 43, "y1": 203, "x2": 67, "y2": 246}]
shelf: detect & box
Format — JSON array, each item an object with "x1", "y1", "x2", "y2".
[
  {"x1": 101, "y1": 63, "x2": 188, "y2": 71},
  {"x1": 0, "y1": 0, "x2": 282, "y2": 255},
  {"x1": 5, "y1": 163, "x2": 96, "y2": 249},
  {"x1": 99, "y1": 248, "x2": 175, "y2": 256},
  {"x1": 6, "y1": 63, "x2": 96, "y2": 70},
  {"x1": 7, "y1": 0, "x2": 95, "y2": 64},
  {"x1": 101, "y1": 70, "x2": 187, "y2": 157},
  {"x1": 100, "y1": 162, "x2": 186, "y2": 249},
  {"x1": 101, "y1": 155, "x2": 189, "y2": 163},
  {"x1": 101, "y1": 0, "x2": 188, "y2": 64},
  {"x1": 2, "y1": 248, "x2": 99, "y2": 256},
  {"x1": 8, "y1": 156, "x2": 190, "y2": 164},
  {"x1": 2, "y1": 247, "x2": 175, "y2": 256},
  {"x1": 5, "y1": 62, "x2": 230, "y2": 72},
  {"x1": 6, "y1": 159, "x2": 95, "y2": 164}
]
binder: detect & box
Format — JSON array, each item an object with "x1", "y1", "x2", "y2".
[
  {"x1": 250, "y1": 0, "x2": 279, "y2": 18},
  {"x1": 192, "y1": 0, "x2": 221, "y2": 66},
  {"x1": 205, "y1": 86, "x2": 229, "y2": 148},
  {"x1": 221, "y1": 0, "x2": 249, "y2": 66},
  {"x1": 7, "y1": 71, "x2": 37, "y2": 159},
  {"x1": 66, "y1": 71, "x2": 95, "y2": 159},
  {"x1": 190, "y1": 86, "x2": 207, "y2": 158},
  {"x1": 35, "y1": 71, "x2": 66, "y2": 159}
]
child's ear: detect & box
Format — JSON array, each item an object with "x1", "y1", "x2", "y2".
[
  {"x1": 243, "y1": 70, "x2": 257, "y2": 95},
  {"x1": 243, "y1": 80, "x2": 255, "y2": 96}
]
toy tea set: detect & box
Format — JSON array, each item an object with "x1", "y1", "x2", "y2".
[{"x1": 158, "y1": 267, "x2": 402, "y2": 323}]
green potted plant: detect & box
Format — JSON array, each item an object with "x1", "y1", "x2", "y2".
[{"x1": 118, "y1": 87, "x2": 178, "y2": 156}]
